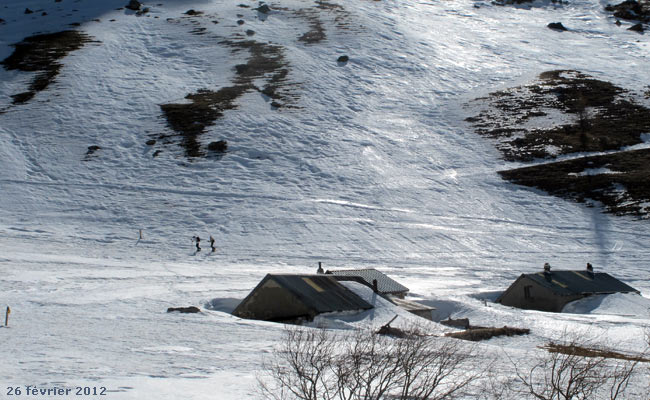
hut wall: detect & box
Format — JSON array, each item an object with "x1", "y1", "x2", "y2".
[
  {"x1": 499, "y1": 276, "x2": 582, "y2": 312},
  {"x1": 233, "y1": 279, "x2": 313, "y2": 320}
]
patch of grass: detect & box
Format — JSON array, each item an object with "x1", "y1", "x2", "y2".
[
  {"x1": 1, "y1": 31, "x2": 96, "y2": 105},
  {"x1": 500, "y1": 148, "x2": 650, "y2": 217},
  {"x1": 445, "y1": 326, "x2": 530, "y2": 341},
  {"x1": 542, "y1": 342, "x2": 650, "y2": 362}
]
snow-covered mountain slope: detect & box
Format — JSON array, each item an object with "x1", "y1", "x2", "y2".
[{"x1": 1, "y1": 0, "x2": 649, "y2": 398}]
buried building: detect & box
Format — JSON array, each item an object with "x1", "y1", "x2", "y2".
[
  {"x1": 232, "y1": 274, "x2": 372, "y2": 322},
  {"x1": 496, "y1": 263, "x2": 640, "y2": 312}
]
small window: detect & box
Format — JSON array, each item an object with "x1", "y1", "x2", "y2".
[{"x1": 524, "y1": 285, "x2": 532, "y2": 300}]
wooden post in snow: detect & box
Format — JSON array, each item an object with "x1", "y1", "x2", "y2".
[{"x1": 4, "y1": 306, "x2": 9, "y2": 327}]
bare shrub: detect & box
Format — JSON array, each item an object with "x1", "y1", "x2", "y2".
[
  {"x1": 259, "y1": 326, "x2": 482, "y2": 400},
  {"x1": 508, "y1": 334, "x2": 645, "y2": 400}
]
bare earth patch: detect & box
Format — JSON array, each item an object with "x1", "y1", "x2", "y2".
[
  {"x1": 500, "y1": 148, "x2": 650, "y2": 217},
  {"x1": 1, "y1": 31, "x2": 96, "y2": 105},
  {"x1": 466, "y1": 70, "x2": 650, "y2": 162},
  {"x1": 160, "y1": 38, "x2": 298, "y2": 158},
  {"x1": 466, "y1": 71, "x2": 650, "y2": 218}
]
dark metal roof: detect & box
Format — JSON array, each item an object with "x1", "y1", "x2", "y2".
[
  {"x1": 268, "y1": 274, "x2": 373, "y2": 313},
  {"x1": 524, "y1": 270, "x2": 639, "y2": 296},
  {"x1": 327, "y1": 268, "x2": 409, "y2": 295}
]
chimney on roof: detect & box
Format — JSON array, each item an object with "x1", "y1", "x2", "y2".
[
  {"x1": 372, "y1": 279, "x2": 378, "y2": 293},
  {"x1": 543, "y1": 263, "x2": 551, "y2": 274},
  {"x1": 317, "y1": 262, "x2": 324, "y2": 274}
]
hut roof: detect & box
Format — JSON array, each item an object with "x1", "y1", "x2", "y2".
[
  {"x1": 522, "y1": 270, "x2": 639, "y2": 296},
  {"x1": 241, "y1": 274, "x2": 373, "y2": 315},
  {"x1": 328, "y1": 268, "x2": 409, "y2": 295}
]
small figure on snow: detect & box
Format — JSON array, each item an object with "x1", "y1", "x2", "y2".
[
  {"x1": 209, "y1": 235, "x2": 216, "y2": 252},
  {"x1": 193, "y1": 235, "x2": 201, "y2": 251},
  {"x1": 317, "y1": 262, "x2": 324, "y2": 274}
]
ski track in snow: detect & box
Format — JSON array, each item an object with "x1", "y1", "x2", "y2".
[{"x1": 1, "y1": 0, "x2": 649, "y2": 398}]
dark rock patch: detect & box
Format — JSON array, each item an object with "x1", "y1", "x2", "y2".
[
  {"x1": 184, "y1": 9, "x2": 203, "y2": 16},
  {"x1": 207, "y1": 140, "x2": 228, "y2": 152},
  {"x1": 125, "y1": 0, "x2": 141, "y2": 11},
  {"x1": 25, "y1": 8, "x2": 34, "y2": 14},
  {"x1": 84, "y1": 145, "x2": 101, "y2": 160},
  {"x1": 146, "y1": 139, "x2": 156, "y2": 146},
  {"x1": 246, "y1": 29, "x2": 255, "y2": 36},
  {"x1": 547, "y1": 22, "x2": 568, "y2": 31},
  {"x1": 237, "y1": 19, "x2": 245, "y2": 25},
  {"x1": 605, "y1": 0, "x2": 650, "y2": 23},
  {"x1": 256, "y1": 4, "x2": 271, "y2": 14},
  {"x1": 628, "y1": 22, "x2": 645, "y2": 31},
  {"x1": 86, "y1": 145, "x2": 101, "y2": 154},
  {"x1": 167, "y1": 306, "x2": 201, "y2": 313},
  {"x1": 1, "y1": 31, "x2": 97, "y2": 105},
  {"x1": 337, "y1": 55, "x2": 349, "y2": 63}
]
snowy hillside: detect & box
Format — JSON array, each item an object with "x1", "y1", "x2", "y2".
[{"x1": 1, "y1": 0, "x2": 649, "y2": 398}]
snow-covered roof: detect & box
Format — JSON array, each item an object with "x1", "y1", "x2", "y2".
[{"x1": 523, "y1": 270, "x2": 639, "y2": 296}]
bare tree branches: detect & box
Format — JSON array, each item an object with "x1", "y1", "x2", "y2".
[
  {"x1": 509, "y1": 334, "x2": 645, "y2": 400},
  {"x1": 259, "y1": 326, "x2": 481, "y2": 400}
]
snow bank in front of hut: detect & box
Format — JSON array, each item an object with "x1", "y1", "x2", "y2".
[
  {"x1": 562, "y1": 293, "x2": 650, "y2": 318},
  {"x1": 306, "y1": 282, "x2": 443, "y2": 333}
]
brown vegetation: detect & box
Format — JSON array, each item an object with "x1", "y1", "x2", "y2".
[
  {"x1": 500, "y1": 148, "x2": 650, "y2": 217},
  {"x1": 542, "y1": 342, "x2": 650, "y2": 362},
  {"x1": 466, "y1": 70, "x2": 650, "y2": 218},
  {"x1": 1, "y1": 31, "x2": 96, "y2": 104},
  {"x1": 509, "y1": 334, "x2": 646, "y2": 400},
  {"x1": 467, "y1": 70, "x2": 650, "y2": 162},
  {"x1": 445, "y1": 326, "x2": 530, "y2": 342},
  {"x1": 159, "y1": 39, "x2": 297, "y2": 158}
]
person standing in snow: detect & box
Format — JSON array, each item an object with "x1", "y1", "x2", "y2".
[
  {"x1": 194, "y1": 236, "x2": 201, "y2": 251},
  {"x1": 209, "y1": 235, "x2": 216, "y2": 252}
]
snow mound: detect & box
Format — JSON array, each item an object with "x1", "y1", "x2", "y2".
[
  {"x1": 307, "y1": 282, "x2": 441, "y2": 332},
  {"x1": 562, "y1": 293, "x2": 650, "y2": 318}
]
